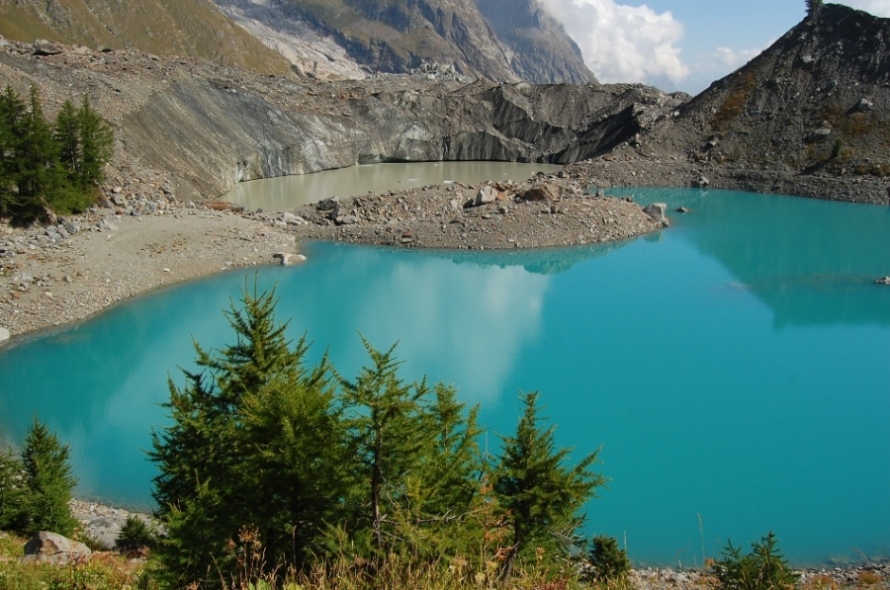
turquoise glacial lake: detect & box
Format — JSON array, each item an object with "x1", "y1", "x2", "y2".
[{"x1": 0, "y1": 188, "x2": 888, "y2": 567}]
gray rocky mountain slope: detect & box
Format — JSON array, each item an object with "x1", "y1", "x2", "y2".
[
  {"x1": 212, "y1": 0, "x2": 595, "y2": 83},
  {"x1": 638, "y1": 3, "x2": 890, "y2": 197}
]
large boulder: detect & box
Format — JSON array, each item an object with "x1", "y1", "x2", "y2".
[
  {"x1": 642, "y1": 203, "x2": 669, "y2": 225},
  {"x1": 23, "y1": 532, "x2": 91, "y2": 565},
  {"x1": 32, "y1": 39, "x2": 64, "y2": 56},
  {"x1": 465, "y1": 184, "x2": 502, "y2": 208}
]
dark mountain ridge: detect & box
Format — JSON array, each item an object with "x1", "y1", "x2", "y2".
[{"x1": 644, "y1": 3, "x2": 890, "y2": 184}]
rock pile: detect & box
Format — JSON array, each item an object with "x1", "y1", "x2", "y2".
[{"x1": 287, "y1": 172, "x2": 663, "y2": 250}]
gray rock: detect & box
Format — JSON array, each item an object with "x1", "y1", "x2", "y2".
[
  {"x1": 32, "y1": 39, "x2": 64, "y2": 56},
  {"x1": 875, "y1": 276, "x2": 890, "y2": 285},
  {"x1": 272, "y1": 252, "x2": 307, "y2": 266},
  {"x1": 475, "y1": 185, "x2": 500, "y2": 206},
  {"x1": 23, "y1": 532, "x2": 91, "y2": 565},
  {"x1": 642, "y1": 202, "x2": 668, "y2": 224},
  {"x1": 857, "y1": 97, "x2": 874, "y2": 111},
  {"x1": 692, "y1": 175, "x2": 710, "y2": 188},
  {"x1": 335, "y1": 214, "x2": 359, "y2": 225},
  {"x1": 0, "y1": 327, "x2": 9, "y2": 344},
  {"x1": 806, "y1": 127, "x2": 833, "y2": 142},
  {"x1": 81, "y1": 517, "x2": 122, "y2": 550},
  {"x1": 316, "y1": 196, "x2": 339, "y2": 211},
  {"x1": 281, "y1": 211, "x2": 304, "y2": 225}
]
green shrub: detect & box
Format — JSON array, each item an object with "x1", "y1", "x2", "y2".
[
  {"x1": 116, "y1": 515, "x2": 157, "y2": 550},
  {"x1": 585, "y1": 535, "x2": 630, "y2": 582},
  {"x1": 711, "y1": 532, "x2": 798, "y2": 590}
]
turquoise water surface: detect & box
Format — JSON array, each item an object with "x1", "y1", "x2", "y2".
[{"x1": 0, "y1": 188, "x2": 888, "y2": 566}]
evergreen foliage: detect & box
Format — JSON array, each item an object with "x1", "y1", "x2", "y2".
[
  {"x1": 806, "y1": 0, "x2": 823, "y2": 17},
  {"x1": 0, "y1": 445, "x2": 27, "y2": 532},
  {"x1": 116, "y1": 515, "x2": 158, "y2": 550},
  {"x1": 18, "y1": 419, "x2": 78, "y2": 537},
  {"x1": 339, "y1": 341, "x2": 484, "y2": 562},
  {"x1": 151, "y1": 287, "x2": 604, "y2": 588},
  {"x1": 151, "y1": 284, "x2": 346, "y2": 586},
  {"x1": 0, "y1": 85, "x2": 113, "y2": 225},
  {"x1": 494, "y1": 391, "x2": 605, "y2": 577},
  {"x1": 712, "y1": 532, "x2": 798, "y2": 590},
  {"x1": 585, "y1": 535, "x2": 630, "y2": 582}
]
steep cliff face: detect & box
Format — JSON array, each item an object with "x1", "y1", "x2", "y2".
[
  {"x1": 213, "y1": 0, "x2": 595, "y2": 83},
  {"x1": 474, "y1": 0, "x2": 593, "y2": 84},
  {"x1": 645, "y1": 4, "x2": 890, "y2": 177},
  {"x1": 120, "y1": 73, "x2": 679, "y2": 197}
]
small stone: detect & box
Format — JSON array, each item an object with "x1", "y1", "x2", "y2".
[{"x1": 0, "y1": 327, "x2": 9, "y2": 343}]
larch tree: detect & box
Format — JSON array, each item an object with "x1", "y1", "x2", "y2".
[
  {"x1": 20, "y1": 419, "x2": 78, "y2": 537},
  {"x1": 151, "y1": 284, "x2": 344, "y2": 587},
  {"x1": 494, "y1": 391, "x2": 605, "y2": 578}
]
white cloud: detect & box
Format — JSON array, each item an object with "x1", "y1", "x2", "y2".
[
  {"x1": 838, "y1": 0, "x2": 890, "y2": 17},
  {"x1": 539, "y1": 0, "x2": 690, "y2": 85},
  {"x1": 713, "y1": 46, "x2": 762, "y2": 69}
]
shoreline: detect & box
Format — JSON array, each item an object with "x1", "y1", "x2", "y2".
[
  {"x1": 3, "y1": 153, "x2": 888, "y2": 342},
  {"x1": 1, "y1": 168, "x2": 665, "y2": 342},
  {"x1": 68, "y1": 500, "x2": 889, "y2": 590}
]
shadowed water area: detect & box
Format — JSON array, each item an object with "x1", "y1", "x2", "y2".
[{"x1": 0, "y1": 186, "x2": 888, "y2": 567}]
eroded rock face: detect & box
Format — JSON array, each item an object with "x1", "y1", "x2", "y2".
[{"x1": 117, "y1": 74, "x2": 684, "y2": 199}]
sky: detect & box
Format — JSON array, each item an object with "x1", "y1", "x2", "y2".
[{"x1": 537, "y1": 0, "x2": 890, "y2": 95}]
